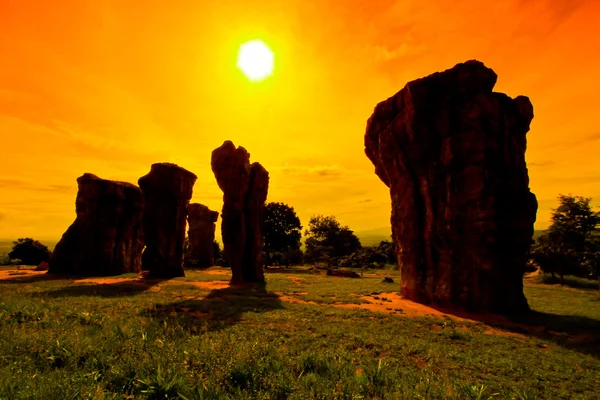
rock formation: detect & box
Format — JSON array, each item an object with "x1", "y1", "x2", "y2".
[
  {"x1": 138, "y1": 163, "x2": 197, "y2": 278},
  {"x1": 211, "y1": 141, "x2": 269, "y2": 284},
  {"x1": 49, "y1": 173, "x2": 144, "y2": 276},
  {"x1": 326, "y1": 269, "x2": 361, "y2": 278},
  {"x1": 364, "y1": 60, "x2": 537, "y2": 313},
  {"x1": 187, "y1": 203, "x2": 219, "y2": 268}
]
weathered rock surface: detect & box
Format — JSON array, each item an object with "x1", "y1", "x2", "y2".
[
  {"x1": 187, "y1": 203, "x2": 219, "y2": 268},
  {"x1": 139, "y1": 163, "x2": 197, "y2": 278},
  {"x1": 364, "y1": 60, "x2": 537, "y2": 313},
  {"x1": 49, "y1": 173, "x2": 144, "y2": 276},
  {"x1": 211, "y1": 141, "x2": 269, "y2": 284}
]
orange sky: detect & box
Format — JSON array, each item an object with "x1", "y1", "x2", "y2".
[{"x1": 1, "y1": 0, "x2": 599, "y2": 241}]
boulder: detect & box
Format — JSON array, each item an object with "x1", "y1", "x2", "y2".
[
  {"x1": 364, "y1": 60, "x2": 537, "y2": 313},
  {"x1": 211, "y1": 141, "x2": 269, "y2": 284},
  {"x1": 326, "y1": 268, "x2": 361, "y2": 278},
  {"x1": 187, "y1": 203, "x2": 219, "y2": 268},
  {"x1": 35, "y1": 261, "x2": 49, "y2": 271},
  {"x1": 49, "y1": 173, "x2": 144, "y2": 276},
  {"x1": 138, "y1": 163, "x2": 197, "y2": 278}
]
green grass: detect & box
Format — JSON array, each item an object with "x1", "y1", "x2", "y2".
[
  {"x1": 534, "y1": 273, "x2": 599, "y2": 291},
  {"x1": 0, "y1": 266, "x2": 599, "y2": 399}
]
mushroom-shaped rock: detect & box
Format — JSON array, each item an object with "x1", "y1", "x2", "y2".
[
  {"x1": 364, "y1": 60, "x2": 537, "y2": 313},
  {"x1": 49, "y1": 173, "x2": 144, "y2": 276},
  {"x1": 187, "y1": 203, "x2": 219, "y2": 268},
  {"x1": 138, "y1": 163, "x2": 197, "y2": 278},
  {"x1": 211, "y1": 141, "x2": 269, "y2": 284}
]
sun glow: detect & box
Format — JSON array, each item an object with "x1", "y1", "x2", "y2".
[{"x1": 236, "y1": 40, "x2": 274, "y2": 82}]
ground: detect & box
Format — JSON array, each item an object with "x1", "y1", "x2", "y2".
[{"x1": 0, "y1": 265, "x2": 598, "y2": 399}]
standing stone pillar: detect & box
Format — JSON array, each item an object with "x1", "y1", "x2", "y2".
[
  {"x1": 364, "y1": 60, "x2": 537, "y2": 313},
  {"x1": 211, "y1": 141, "x2": 269, "y2": 284},
  {"x1": 187, "y1": 203, "x2": 219, "y2": 268},
  {"x1": 49, "y1": 173, "x2": 144, "y2": 276},
  {"x1": 139, "y1": 163, "x2": 197, "y2": 278}
]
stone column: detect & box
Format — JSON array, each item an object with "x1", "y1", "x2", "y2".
[
  {"x1": 364, "y1": 60, "x2": 537, "y2": 313},
  {"x1": 187, "y1": 203, "x2": 219, "y2": 268},
  {"x1": 139, "y1": 163, "x2": 197, "y2": 278},
  {"x1": 49, "y1": 173, "x2": 144, "y2": 276},
  {"x1": 211, "y1": 141, "x2": 269, "y2": 284}
]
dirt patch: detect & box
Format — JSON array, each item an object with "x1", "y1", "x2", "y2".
[
  {"x1": 164, "y1": 280, "x2": 230, "y2": 290},
  {"x1": 0, "y1": 269, "x2": 46, "y2": 280},
  {"x1": 74, "y1": 277, "x2": 141, "y2": 285},
  {"x1": 285, "y1": 276, "x2": 303, "y2": 286},
  {"x1": 277, "y1": 294, "x2": 317, "y2": 305},
  {"x1": 333, "y1": 292, "x2": 532, "y2": 338},
  {"x1": 336, "y1": 292, "x2": 456, "y2": 318},
  {"x1": 202, "y1": 269, "x2": 230, "y2": 276}
]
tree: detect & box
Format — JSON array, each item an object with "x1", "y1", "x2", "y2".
[
  {"x1": 8, "y1": 238, "x2": 52, "y2": 265},
  {"x1": 531, "y1": 194, "x2": 600, "y2": 285},
  {"x1": 263, "y1": 202, "x2": 303, "y2": 266},
  {"x1": 304, "y1": 215, "x2": 362, "y2": 264}
]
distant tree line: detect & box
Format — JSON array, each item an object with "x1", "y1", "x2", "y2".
[
  {"x1": 8, "y1": 195, "x2": 600, "y2": 292},
  {"x1": 261, "y1": 202, "x2": 396, "y2": 270},
  {"x1": 2, "y1": 202, "x2": 397, "y2": 270}
]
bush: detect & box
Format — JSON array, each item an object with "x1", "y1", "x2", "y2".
[{"x1": 8, "y1": 238, "x2": 52, "y2": 266}]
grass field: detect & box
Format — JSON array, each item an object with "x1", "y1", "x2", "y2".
[{"x1": 0, "y1": 266, "x2": 599, "y2": 399}]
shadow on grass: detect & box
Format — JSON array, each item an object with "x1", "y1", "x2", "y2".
[
  {"x1": 429, "y1": 302, "x2": 600, "y2": 359},
  {"x1": 34, "y1": 278, "x2": 166, "y2": 298},
  {"x1": 143, "y1": 284, "x2": 284, "y2": 332},
  {"x1": 535, "y1": 274, "x2": 599, "y2": 290}
]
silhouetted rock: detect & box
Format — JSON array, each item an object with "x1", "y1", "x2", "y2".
[
  {"x1": 139, "y1": 163, "x2": 197, "y2": 278},
  {"x1": 326, "y1": 268, "x2": 361, "y2": 278},
  {"x1": 35, "y1": 261, "x2": 49, "y2": 271},
  {"x1": 49, "y1": 173, "x2": 144, "y2": 276},
  {"x1": 364, "y1": 60, "x2": 537, "y2": 313},
  {"x1": 211, "y1": 141, "x2": 269, "y2": 284},
  {"x1": 187, "y1": 203, "x2": 219, "y2": 268}
]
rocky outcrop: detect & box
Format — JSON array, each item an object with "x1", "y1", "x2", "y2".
[
  {"x1": 211, "y1": 141, "x2": 269, "y2": 284},
  {"x1": 187, "y1": 203, "x2": 219, "y2": 268},
  {"x1": 49, "y1": 173, "x2": 144, "y2": 276},
  {"x1": 138, "y1": 163, "x2": 197, "y2": 278},
  {"x1": 364, "y1": 60, "x2": 537, "y2": 313}
]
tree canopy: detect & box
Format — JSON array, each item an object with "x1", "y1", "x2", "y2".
[
  {"x1": 263, "y1": 202, "x2": 303, "y2": 253},
  {"x1": 531, "y1": 194, "x2": 600, "y2": 282},
  {"x1": 304, "y1": 215, "x2": 361, "y2": 263},
  {"x1": 8, "y1": 238, "x2": 52, "y2": 265}
]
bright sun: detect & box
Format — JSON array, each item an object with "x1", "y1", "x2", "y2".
[{"x1": 236, "y1": 40, "x2": 274, "y2": 82}]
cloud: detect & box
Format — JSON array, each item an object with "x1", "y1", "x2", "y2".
[
  {"x1": 359, "y1": 199, "x2": 373, "y2": 203},
  {"x1": 536, "y1": 132, "x2": 600, "y2": 151},
  {"x1": 279, "y1": 165, "x2": 345, "y2": 180},
  {"x1": 545, "y1": 175, "x2": 600, "y2": 185},
  {"x1": 528, "y1": 161, "x2": 557, "y2": 167},
  {"x1": 0, "y1": 178, "x2": 73, "y2": 193}
]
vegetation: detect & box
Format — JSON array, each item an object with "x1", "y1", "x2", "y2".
[
  {"x1": 531, "y1": 194, "x2": 600, "y2": 290},
  {"x1": 338, "y1": 240, "x2": 396, "y2": 270},
  {"x1": 184, "y1": 239, "x2": 223, "y2": 268},
  {"x1": 0, "y1": 266, "x2": 598, "y2": 399},
  {"x1": 263, "y1": 202, "x2": 303, "y2": 266},
  {"x1": 304, "y1": 215, "x2": 362, "y2": 266},
  {"x1": 7, "y1": 238, "x2": 52, "y2": 266}
]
